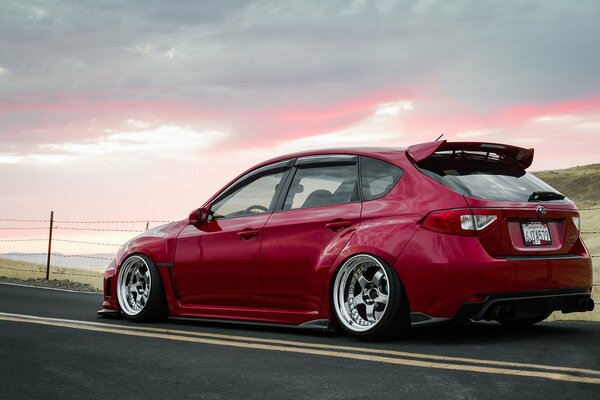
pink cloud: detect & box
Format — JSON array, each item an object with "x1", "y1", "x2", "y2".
[
  {"x1": 2, "y1": 87, "x2": 599, "y2": 172},
  {"x1": 490, "y1": 97, "x2": 600, "y2": 125},
  {"x1": 7, "y1": 95, "x2": 239, "y2": 148},
  {"x1": 219, "y1": 86, "x2": 417, "y2": 148}
]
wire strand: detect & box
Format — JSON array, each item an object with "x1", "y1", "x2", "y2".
[
  {"x1": 52, "y1": 239, "x2": 122, "y2": 247},
  {"x1": 0, "y1": 252, "x2": 112, "y2": 260},
  {"x1": 0, "y1": 239, "x2": 47, "y2": 242},
  {"x1": 0, "y1": 227, "x2": 50, "y2": 230},
  {"x1": 0, "y1": 219, "x2": 50, "y2": 223},
  {"x1": 54, "y1": 227, "x2": 144, "y2": 232},
  {"x1": 53, "y1": 220, "x2": 173, "y2": 224}
]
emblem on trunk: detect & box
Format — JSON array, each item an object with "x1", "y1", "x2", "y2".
[{"x1": 535, "y1": 205, "x2": 547, "y2": 216}]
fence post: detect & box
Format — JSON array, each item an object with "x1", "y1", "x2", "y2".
[
  {"x1": 145, "y1": 221, "x2": 149, "y2": 231},
  {"x1": 45, "y1": 211, "x2": 54, "y2": 280}
]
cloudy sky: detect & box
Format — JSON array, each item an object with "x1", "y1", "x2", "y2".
[{"x1": 1, "y1": 0, "x2": 600, "y2": 254}]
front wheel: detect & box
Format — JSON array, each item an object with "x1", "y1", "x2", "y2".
[
  {"x1": 116, "y1": 254, "x2": 168, "y2": 321},
  {"x1": 332, "y1": 254, "x2": 409, "y2": 340}
]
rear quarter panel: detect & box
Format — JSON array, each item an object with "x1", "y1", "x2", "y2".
[{"x1": 322, "y1": 165, "x2": 471, "y2": 317}]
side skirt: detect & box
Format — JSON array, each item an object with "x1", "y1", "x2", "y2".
[{"x1": 410, "y1": 312, "x2": 451, "y2": 327}]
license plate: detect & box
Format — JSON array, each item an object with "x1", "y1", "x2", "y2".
[{"x1": 521, "y1": 222, "x2": 552, "y2": 246}]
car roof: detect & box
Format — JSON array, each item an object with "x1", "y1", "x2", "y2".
[
  {"x1": 254, "y1": 147, "x2": 409, "y2": 169},
  {"x1": 203, "y1": 140, "x2": 534, "y2": 207},
  {"x1": 202, "y1": 147, "x2": 410, "y2": 207}
]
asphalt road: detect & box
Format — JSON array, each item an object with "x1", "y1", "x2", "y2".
[{"x1": 1, "y1": 283, "x2": 599, "y2": 400}]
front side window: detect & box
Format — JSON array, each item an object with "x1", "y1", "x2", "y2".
[
  {"x1": 211, "y1": 171, "x2": 285, "y2": 219},
  {"x1": 360, "y1": 156, "x2": 404, "y2": 201},
  {"x1": 284, "y1": 164, "x2": 358, "y2": 210}
]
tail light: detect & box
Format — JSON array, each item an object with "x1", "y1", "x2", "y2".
[
  {"x1": 422, "y1": 208, "x2": 503, "y2": 236},
  {"x1": 572, "y1": 216, "x2": 580, "y2": 231}
]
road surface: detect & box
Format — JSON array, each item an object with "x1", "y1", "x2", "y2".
[{"x1": 1, "y1": 283, "x2": 599, "y2": 399}]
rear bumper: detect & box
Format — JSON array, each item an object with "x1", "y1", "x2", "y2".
[
  {"x1": 455, "y1": 288, "x2": 594, "y2": 321},
  {"x1": 395, "y1": 229, "x2": 593, "y2": 319}
]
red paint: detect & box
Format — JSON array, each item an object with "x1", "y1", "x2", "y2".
[
  {"x1": 102, "y1": 142, "x2": 593, "y2": 326},
  {"x1": 407, "y1": 140, "x2": 534, "y2": 168}
]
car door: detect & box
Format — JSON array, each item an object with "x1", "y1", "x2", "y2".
[
  {"x1": 174, "y1": 161, "x2": 291, "y2": 308},
  {"x1": 260, "y1": 155, "x2": 362, "y2": 311}
]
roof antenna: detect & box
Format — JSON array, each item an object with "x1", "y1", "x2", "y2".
[{"x1": 435, "y1": 134, "x2": 444, "y2": 141}]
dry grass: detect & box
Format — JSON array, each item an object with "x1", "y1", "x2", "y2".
[
  {"x1": 531, "y1": 164, "x2": 600, "y2": 321},
  {"x1": 0, "y1": 258, "x2": 103, "y2": 290},
  {"x1": 548, "y1": 206, "x2": 600, "y2": 322},
  {"x1": 533, "y1": 164, "x2": 600, "y2": 207}
]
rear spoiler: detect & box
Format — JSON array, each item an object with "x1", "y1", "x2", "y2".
[{"x1": 406, "y1": 140, "x2": 534, "y2": 169}]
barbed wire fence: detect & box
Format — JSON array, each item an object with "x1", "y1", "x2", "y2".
[
  {"x1": 0, "y1": 209, "x2": 599, "y2": 288},
  {"x1": 0, "y1": 211, "x2": 172, "y2": 280}
]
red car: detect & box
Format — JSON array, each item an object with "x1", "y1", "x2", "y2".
[{"x1": 99, "y1": 141, "x2": 594, "y2": 340}]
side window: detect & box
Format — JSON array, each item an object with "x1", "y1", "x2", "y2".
[
  {"x1": 284, "y1": 164, "x2": 358, "y2": 210},
  {"x1": 360, "y1": 156, "x2": 403, "y2": 201},
  {"x1": 211, "y1": 171, "x2": 285, "y2": 219}
]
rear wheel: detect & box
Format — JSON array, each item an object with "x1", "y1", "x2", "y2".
[
  {"x1": 332, "y1": 254, "x2": 409, "y2": 340},
  {"x1": 116, "y1": 254, "x2": 167, "y2": 321}
]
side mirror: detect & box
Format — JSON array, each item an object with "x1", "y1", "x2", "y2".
[{"x1": 188, "y1": 206, "x2": 211, "y2": 225}]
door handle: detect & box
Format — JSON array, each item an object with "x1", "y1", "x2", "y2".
[
  {"x1": 238, "y1": 229, "x2": 259, "y2": 239},
  {"x1": 325, "y1": 220, "x2": 352, "y2": 231}
]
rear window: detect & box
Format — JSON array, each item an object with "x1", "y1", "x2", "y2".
[{"x1": 417, "y1": 158, "x2": 563, "y2": 202}]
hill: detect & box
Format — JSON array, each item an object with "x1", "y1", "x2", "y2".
[{"x1": 533, "y1": 164, "x2": 600, "y2": 207}]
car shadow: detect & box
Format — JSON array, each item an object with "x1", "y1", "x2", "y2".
[
  {"x1": 406, "y1": 320, "x2": 588, "y2": 345},
  {"x1": 167, "y1": 317, "x2": 339, "y2": 340},
  {"x1": 161, "y1": 317, "x2": 592, "y2": 347}
]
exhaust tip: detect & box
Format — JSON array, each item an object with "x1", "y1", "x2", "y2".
[
  {"x1": 587, "y1": 298, "x2": 595, "y2": 311},
  {"x1": 486, "y1": 305, "x2": 518, "y2": 322}
]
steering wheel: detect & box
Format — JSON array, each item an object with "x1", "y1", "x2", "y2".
[{"x1": 245, "y1": 205, "x2": 269, "y2": 214}]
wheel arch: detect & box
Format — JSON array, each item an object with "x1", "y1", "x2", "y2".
[
  {"x1": 115, "y1": 251, "x2": 176, "y2": 317},
  {"x1": 320, "y1": 245, "x2": 411, "y2": 323}
]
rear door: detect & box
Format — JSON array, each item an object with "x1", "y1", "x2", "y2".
[{"x1": 259, "y1": 155, "x2": 361, "y2": 311}]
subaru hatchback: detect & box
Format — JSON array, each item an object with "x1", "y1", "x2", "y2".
[{"x1": 99, "y1": 140, "x2": 594, "y2": 340}]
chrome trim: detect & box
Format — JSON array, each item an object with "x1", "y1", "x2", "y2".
[{"x1": 535, "y1": 205, "x2": 548, "y2": 216}]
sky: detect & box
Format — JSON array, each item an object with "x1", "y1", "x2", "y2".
[{"x1": 1, "y1": 0, "x2": 600, "y2": 256}]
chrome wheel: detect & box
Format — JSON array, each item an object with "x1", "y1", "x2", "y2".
[
  {"x1": 333, "y1": 254, "x2": 391, "y2": 333},
  {"x1": 117, "y1": 255, "x2": 152, "y2": 316}
]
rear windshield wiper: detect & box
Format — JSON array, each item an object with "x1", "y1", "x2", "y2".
[{"x1": 528, "y1": 191, "x2": 565, "y2": 202}]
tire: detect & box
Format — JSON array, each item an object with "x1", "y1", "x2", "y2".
[
  {"x1": 500, "y1": 311, "x2": 552, "y2": 327},
  {"x1": 332, "y1": 254, "x2": 409, "y2": 341},
  {"x1": 116, "y1": 254, "x2": 168, "y2": 322}
]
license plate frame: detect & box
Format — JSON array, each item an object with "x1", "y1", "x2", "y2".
[{"x1": 521, "y1": 221, "x2": 552, "y2": 246}]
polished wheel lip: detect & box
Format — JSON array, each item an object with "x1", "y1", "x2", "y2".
[
  {"x1": 333, "y1": 254, "x2": 390, "y2": 333},
  {"x1": 116, "y1": 255, "x2": 151, "y2": 317}
]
